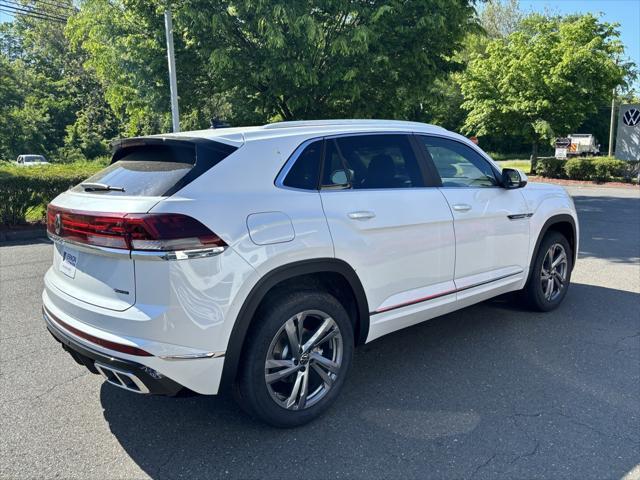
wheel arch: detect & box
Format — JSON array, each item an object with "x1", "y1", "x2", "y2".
[
  {"x1": 220, "y1": 258, "x2": 369, "y2": 389},
  {"x1": 529, "y1": 214, "x2": 577, "y2": 278}
]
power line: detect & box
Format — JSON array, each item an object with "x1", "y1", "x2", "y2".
[
  {"x1": 0, "y1": 0, "x2": 67, "y2": 22},
  {"x1": 0, "y1": 4, "x2": 67, "y2": 23},
  {"x1": 33, "y1": 0, "x2": 75, "y2": 13},
  {"x1": 1, "y1": 0, "x2": 69, "y2": 19}
]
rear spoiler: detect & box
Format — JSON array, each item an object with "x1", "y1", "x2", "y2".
[{"x1": 110, "y1": 137, "x2": 238, "y2": 167}]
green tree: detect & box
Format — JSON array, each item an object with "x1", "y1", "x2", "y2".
[
  {"x1": 0, "y1": 4, "x2": 119, "y2": 162},
  {"x1": 69, "y1": 0, "x2": 480, "y2": 129},
  {"x1": 459, "y1": 13, "x2": 632, "y2": 171}
]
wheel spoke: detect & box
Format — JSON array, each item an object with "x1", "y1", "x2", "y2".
[
  {"x1": 552, "y1": 251, "x2": 567, "y2": 269},
  {"x1": 314, "y1": 327, "x2": 340, "y2": 348},
  {"x1": 545, "y1": 278, "x2": 554, "y2": 299},
  {"x1": 265, "y1": 364, "x2": 299, "y2": 384},
  {"x1": 296, "y1": 312, "x2": 306, "y2": 345},
  {"x1": 302, "y1": 318, "x2": 334, "y2": 353},
  {"x1": 265, "y1": 359, "x2": 295, "y2": 369},
  {"x1": 310, "y1": 352, "x2": 339, "y2": 373},
  {"x1": 284, "y1": 318, "x2": 301, "y2": 353},
  {"x1": 553, "y1": 274, "x2": 563, "y2": 290},
  {"x1": 312, "y1": 362, "x2": 334, "y2": 387},
  {"x1": 296, "y1": 370, "x2": 310, "y2": 410},
  {"x1": 285, "y1": 371, "x2": 304, "y2": 409}
]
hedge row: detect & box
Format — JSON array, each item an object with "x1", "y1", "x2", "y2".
[
  {"x1": 0, "y1": 162, "x2": 104, "y2": 226},
  {"x1": 536, "y1": 157, "x2": 637, "y2": 182}
]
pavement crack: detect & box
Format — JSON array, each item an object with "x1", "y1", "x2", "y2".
[
  {"x1": 469, "y1": 453, "x2": 497, "y2": 480},
  {"x1": 615, "y1": 331, "x2": 640, "y2": 348},
  {"x1": 33, "y1": 371, "x2": 90, "y2": 401}
]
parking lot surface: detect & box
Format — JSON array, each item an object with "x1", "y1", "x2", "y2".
[{"x1": 1, "y1": 185, "x2": 639, "y2": 479}]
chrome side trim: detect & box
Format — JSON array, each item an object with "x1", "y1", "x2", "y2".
[
  {"x1": 95, "y1": 362, "x2": 150, "y2": 394},
  {"x1": 130, "y1": 246, "x2": 226, "y2": 261},
  {"x1": 371, "y1": 270, "x2": 524, "y2": 314},
  {"x1": 159, "y1": 351, "x2": 226, "y2": 361},
  {"x1": 507, "y1": 213, "x2": 534, "y2": 220},
  {"x1": 48, "y1": 231, "x2": 226, "y2": 261}
]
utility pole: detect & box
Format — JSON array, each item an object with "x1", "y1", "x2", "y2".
[
  {"x1": 608, "y1": 87, "x2": 615, "y2": 157},
  {"x1": 164, "y1": 7, "x2": 180, "y2": 132}
]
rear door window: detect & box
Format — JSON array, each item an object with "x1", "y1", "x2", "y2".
[
  {"x1": 73, "y1": 141, "x2": 236, "y2": 196},
  {"x1": 322, "y1": 134, "x2": 424, "y2": 189}
]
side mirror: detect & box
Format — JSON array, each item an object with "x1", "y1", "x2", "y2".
[{"x1": 501, "y1": 168, "x2": 527, "y2": 189}]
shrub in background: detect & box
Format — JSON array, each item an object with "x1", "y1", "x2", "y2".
[
  {"x1": 0, "y1": 161, "x2": 104, "y2": 226},
  {"x1": 564, "y1": 158, "x2": 596, "y2": 180},
  {"x1": 536, "y1": 158, "x2": 566, "y2": 178},
  {"x1": 592, "y1": 158, "x2": 627, "y2": 182}
]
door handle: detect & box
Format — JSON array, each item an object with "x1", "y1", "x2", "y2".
[
  {"x1": 452, "y1": 203, "x2": 472, "y2": 212},
  {"x1": 348, "y1": 211, "x2": 376, "y2": 220}
]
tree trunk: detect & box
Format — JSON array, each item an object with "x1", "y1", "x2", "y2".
[{"x1": 530, "y1": 139, "x2": 539, "y2": 175}]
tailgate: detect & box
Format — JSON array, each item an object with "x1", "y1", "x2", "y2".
[{"x1": 48, "y1": 193, "x2": 162, "y2": 311}]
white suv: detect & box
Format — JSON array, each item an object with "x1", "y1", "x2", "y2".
[{"x1": 43, "y1": 120, "x2": 578, "y2": 427}]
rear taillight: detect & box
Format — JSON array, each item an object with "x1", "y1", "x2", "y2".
[{"x1": 47, "y1": 206, "x2": 226, "y2": 251}]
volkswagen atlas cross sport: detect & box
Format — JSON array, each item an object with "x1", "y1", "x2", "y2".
[{"x1": 43, "y1": 120, "x2": 578, "y2": 427}]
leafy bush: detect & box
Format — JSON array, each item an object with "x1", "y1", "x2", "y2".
[
  {"x1": 564, "y1": 158, "x2": 595, "y2": 180},
  {"x1": 592, "y1": 158, "x2": 627, "y2": 182},
  {"x1": 0, "y1": 161, "x2": 104, "y2": 226},
  {"x1": 536, "y1": 157, "x2": 566, "y2": 178}
]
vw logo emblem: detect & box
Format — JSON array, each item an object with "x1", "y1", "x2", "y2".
[
  {"x1": 623, "y1": 108, "x2": 640, "y2": 127},
  {"x1": 54, "y1": 214, "x2": 62, "y2": 235}
]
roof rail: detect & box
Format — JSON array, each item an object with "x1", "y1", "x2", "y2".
[{"x1": 261, "y1": 119, "x2": 439, "y2": 130}]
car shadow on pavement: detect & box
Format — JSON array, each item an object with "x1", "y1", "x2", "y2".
[{"x1": 100, "y1": 283, "x2": 639, "y2": 480}]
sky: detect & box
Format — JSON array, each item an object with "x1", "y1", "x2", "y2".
[{"x1": 1, "y1": 0, "x2": 638, "y2": 70}]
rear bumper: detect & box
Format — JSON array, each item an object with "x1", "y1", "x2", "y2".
[
  {"x1": 45, "y1": 307, "x2": 184, "y2": 395},
  {"x1": 42, "y1": 295, "x2": 228, "y2": 395}
]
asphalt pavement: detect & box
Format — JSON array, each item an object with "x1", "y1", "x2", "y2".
[{"x1": 1, "y1": 185, "x2": 639, "y2": 479}]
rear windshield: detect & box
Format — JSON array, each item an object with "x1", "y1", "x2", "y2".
[{"x1": 73, "y1": 141, "x2": 236, "y2": 196}]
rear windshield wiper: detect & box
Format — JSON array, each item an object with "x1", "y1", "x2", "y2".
[{"x1": 81, "y1": 182, "x2": 126, "y2": 192}]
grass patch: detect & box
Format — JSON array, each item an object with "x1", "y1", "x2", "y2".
[
  {"x1": 495, "y1": 160, "x2": 531, "y2": 174},
  {"x1": 486, "y1": 152, "x2": 531, "y2": 161}
]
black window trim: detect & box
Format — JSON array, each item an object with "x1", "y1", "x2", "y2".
[
  {"x1": 276, "y1": 131, "x2": 440, "y2": 192},
  {"x1": 275, "y1": 130, "x2": 503, "y2": 192},
  {"x1": 414, "y1": 133, "x2": 503, "y2": 189}
]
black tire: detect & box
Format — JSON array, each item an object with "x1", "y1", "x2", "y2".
[
  {"x1": 234, "y1": 290, "x2": 354, "y2": 428},
  {"x1": 523, "y1": 231, "x2": 573, "y2": 311}
]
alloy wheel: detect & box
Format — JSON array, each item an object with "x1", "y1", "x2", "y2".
[
  {"x1": 264, "y1": 310, "x2": 343, "y2": 411},
  {"x1": 540, "y1": 243, "x2": 568, "y2": 301}
]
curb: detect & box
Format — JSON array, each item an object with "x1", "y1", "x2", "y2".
[{"x1": 0, "y1": 226, "x2": 47, "y2": 243}]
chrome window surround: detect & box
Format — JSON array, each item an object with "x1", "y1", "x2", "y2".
[
  {"x1": 47, "y1": 231, "x2": 226, "y2": 261},
  {"x1": 274, "y1": 130, "x2": 503, "y2": 192}
]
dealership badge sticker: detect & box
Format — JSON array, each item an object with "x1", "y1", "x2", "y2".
[{"x1": 623, "y1": 108, "x2": 640, "y2": 127}]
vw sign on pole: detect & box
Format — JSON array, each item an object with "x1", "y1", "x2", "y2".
[{"x1": 614, "y1": 104, "x2": 640, "y2": 161}]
